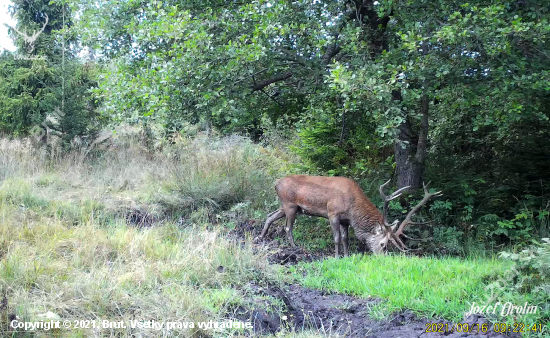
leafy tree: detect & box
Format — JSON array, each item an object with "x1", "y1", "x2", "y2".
[
  {"x1": 0, "y1": 0, "x2": 104, "y2": 145},
  {"x1": 73, "y1": 0, "x2": 550, "y2": 246}
]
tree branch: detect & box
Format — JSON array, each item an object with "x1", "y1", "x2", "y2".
[
  {"x1": 323, "y1": 45, "x2": 342, "y2": 65},
  {"x1": 260, "y1": 88, "x2": 284, "y2": 107},
  {"x1": 251, "y1": 71, "x2": 293, "y2": 92},
  {"x1": 231, "y1": 68, "x2": 269, "y2": 87}
]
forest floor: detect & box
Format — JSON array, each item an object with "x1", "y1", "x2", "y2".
[{"x1": 227, "y1": 221, "x2": 520, "y2": 338}]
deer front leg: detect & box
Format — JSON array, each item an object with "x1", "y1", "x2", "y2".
[{"x1": 329, "y1": 215, "x2": 341, "y2": 258}]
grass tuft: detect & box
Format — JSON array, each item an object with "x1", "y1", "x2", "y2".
[{"x1": 0, "y1": 215, "x2": 279, "y2": 336}]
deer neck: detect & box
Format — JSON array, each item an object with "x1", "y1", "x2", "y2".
[{"x1": 350, "y1": 199, "x2": 383, "y2": 236}]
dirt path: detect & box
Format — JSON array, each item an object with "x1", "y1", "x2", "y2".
[
  {"x1": 228, "y1": 220, "x2": 520, "y2": 338},
  {"x1": 236, "y1": 282, "x2": 519, "y2": 337}
]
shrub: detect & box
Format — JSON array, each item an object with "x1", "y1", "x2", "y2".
[
  {"x1": 156, "y1": 135, "x2": 282, "y2": 215},
  {"x1": 481, "y1": 239, "x2": 550, "y2": 336},
  {"x1": 498, "y1": 238, "x2": 550, "y2": 295}
]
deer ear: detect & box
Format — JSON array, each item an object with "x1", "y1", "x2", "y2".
[{"x1": 375, "y1": 222, "x2": 384, "y2": 234}]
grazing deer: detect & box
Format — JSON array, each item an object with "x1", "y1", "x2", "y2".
[{"x1": 259, "y1": 175, "x2": 441, "y2": 257}]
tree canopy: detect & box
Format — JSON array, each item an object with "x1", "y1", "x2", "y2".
[{"x1": 2, "y1": 0, "x2": 549, "y2": 248}]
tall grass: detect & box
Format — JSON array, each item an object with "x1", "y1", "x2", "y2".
[
  {"x1": 0, "y1": 206, "x2": 278, "y2": 336},
  {"x1": 0, "y1": 128, "x2": 289, "y2": 224},
  {"x1": 155, "y1": 135, "x2": 282, "y2": 214},
  {"x1": 0, "y1": 130, "x2": 292, "y2": 337}
]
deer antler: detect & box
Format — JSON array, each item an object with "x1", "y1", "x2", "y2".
[
  {"x1": 390, "y1": 182, "x2": 442, "y2": 251},
  {"x1": 379, "y1": 179, "x2": 410, "y2": 227}
]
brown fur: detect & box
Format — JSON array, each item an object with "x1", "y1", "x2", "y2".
[{"x1": 260, "y1": 175, "x2": 391, "y2": 256}]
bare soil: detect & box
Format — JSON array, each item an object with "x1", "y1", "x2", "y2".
[
  {"x1": 227, "y1": 220, "x2": 520, "y2": 338},
  {"x1": 233, "y1": 282, "x2": 518, "y2": 338}
]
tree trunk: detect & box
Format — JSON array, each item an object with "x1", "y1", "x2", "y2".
[{"x1": 394, "y1": 94, "x2": 429, "y2": 190}]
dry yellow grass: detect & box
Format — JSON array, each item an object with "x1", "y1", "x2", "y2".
[{"x1": 0, "y1": 130, "x2": 299, "y2": 337}]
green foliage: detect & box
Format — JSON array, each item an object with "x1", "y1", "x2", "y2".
[
  {"x1": 0, "y1": 0, "x2": 105, "y2": 145},
  {"x1": 498, "y1": 239, "x2": 550, "y2": 296},
  {"x1": 12, "y1": 0, "x2": 549, "y2": 251},
  {"x1": 478, "y1": 240, "x2": 550, "y2": 336},
  {"x1": 75, "y1": 0, "x2": 310, "y2": 137},
  {"x1": 432, "y1": 227, "x2": 464, "y2": 255},
  {"x1": 291, "y1": 254, "x2": 507, "y2": 321},
  {"x1": 0, "y1": 54, "x2": 56, "y2": 135}
]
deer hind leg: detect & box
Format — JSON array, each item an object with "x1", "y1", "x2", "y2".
[
  {"x1": 329, "y1": 215, "x2": 341, "y2": 258},
  {"x1": 341, "y1": 224, "x2": 349, "y2": 257},
  {"x1": 260, "y1": 209, "x2": 285, "y2": 238},
  {"x1": 283, "y1": 205, "x2": 298, "y2": 247}
]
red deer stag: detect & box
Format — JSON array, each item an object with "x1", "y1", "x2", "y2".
[{"x1": 259, "y1": 175, "x2": 441, "y2": 256}]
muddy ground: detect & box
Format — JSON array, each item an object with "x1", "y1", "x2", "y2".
[{"x1": 228, "y1": 220, "x2": 520, "y2": 338}]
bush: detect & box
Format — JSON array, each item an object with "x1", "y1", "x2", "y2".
[
  {"x1": 481, "y1": 239, "x2": 550, "y2": 336},
  {"x1": 432, "y1": 226, "x2": 464, "y2": 255},
  {"x1": 152, "y1": 135, "x2": 284, "y2": 216},
  {"x1": 498, "y1": 238, "x2": 550, "y2": 295}
]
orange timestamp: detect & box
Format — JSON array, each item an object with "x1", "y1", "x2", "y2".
[{"x1": 425, "y1": 322, "x2": 545, "y2": 334}]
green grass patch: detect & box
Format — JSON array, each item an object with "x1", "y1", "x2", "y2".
[
  {"x1": 0, "y1": 179, "x2": 49, "y2": 209},
  {"x1": 290, "y1": 254, "x2": 508, "y2": 321},
  {"x1": 0, "y1": 178, "x2": 107, "y2": 225},
  {"x1": 0, "y1": 213, "x2": 281, "y2": 336}
]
